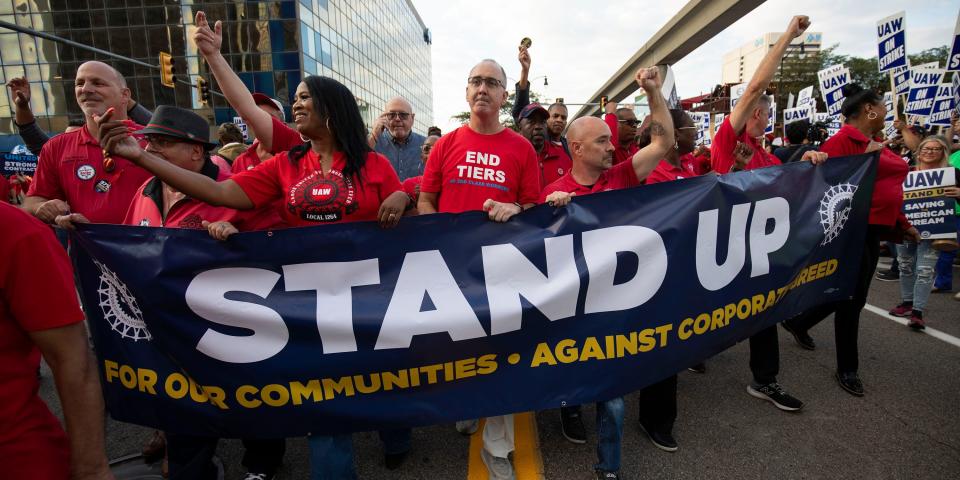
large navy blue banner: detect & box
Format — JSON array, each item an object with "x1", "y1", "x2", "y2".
[{"x1": 71, "y1": 154, "x2": 877, "y2": 438}]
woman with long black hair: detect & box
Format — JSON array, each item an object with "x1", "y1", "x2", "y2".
[
  {"x1": 96, "y1": 74, "x2": 410, "y2": 480},
  {"x1": 782, "y1": 83, "x2": 920, "y2": 397}
]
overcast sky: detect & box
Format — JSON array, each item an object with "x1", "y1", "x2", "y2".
[{"x1": 410, "y1": 0, "x2": 956, "y2": 133}]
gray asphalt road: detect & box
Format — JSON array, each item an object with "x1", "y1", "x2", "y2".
[{"x1": 39, "y1": 258, "x2": 960, "y2": 479}]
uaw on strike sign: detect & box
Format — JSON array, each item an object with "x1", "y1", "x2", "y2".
[
  {"x1": 902, "y1": 167, "x2": 957, "y2": 240},
  {"x1": 71, "y1": 155, "x2": 876, "y2": 438}
]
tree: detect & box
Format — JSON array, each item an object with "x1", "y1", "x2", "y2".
[{"x1": 450, "y1": 90, "x2": 543, "y2": 131}]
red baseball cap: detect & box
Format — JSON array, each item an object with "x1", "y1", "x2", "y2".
[{"x1": 251, "y1": 93, "x2": 285, "y2": 121}]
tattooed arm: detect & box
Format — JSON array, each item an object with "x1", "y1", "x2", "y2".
[{"x1": 630, "y1": 66, "x2": 674, "y2": 182}]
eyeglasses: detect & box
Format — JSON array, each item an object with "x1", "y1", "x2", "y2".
[
  {"x1": 467, "y1": 76, "x2": 504, "y2": 89},
  {"x1": 421, "y1": 144, "x2": 433, "y2": 153},
  {"x1": 145, "y1": 135, "x2": 186, "y2": 149},
  {"x1": 919, "y1": 146, "x2": 944, "y2": 153},
  {"x1": 385, "y1": 112, "x2": 411, "y2": 120},
  {"x1": 618, "y1": 119, "x2": 640, "y2": 127}
]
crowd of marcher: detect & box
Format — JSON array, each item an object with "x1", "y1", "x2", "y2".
[{"x1": 2, "y1": 11, "x2": 959, "y2": 480}]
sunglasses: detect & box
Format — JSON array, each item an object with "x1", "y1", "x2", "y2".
[
  {"x1": 618, "y1": 119, "x2": 640, "y2": 127},
  {"x1": 385, "y1": 112, "x2": 411, "y2": 120}
]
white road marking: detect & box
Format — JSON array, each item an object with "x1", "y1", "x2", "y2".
[{"x1": 863, "y1": 303, "x2": 960, "y2": 349}]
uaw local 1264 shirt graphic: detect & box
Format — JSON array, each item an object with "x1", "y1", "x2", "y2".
[{"x1": 288, "y1": 168, "x2": 357, "y2": 222}]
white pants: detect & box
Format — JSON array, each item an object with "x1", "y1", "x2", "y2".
[{"x1": 482, "y1": 414, "x2": 514, "y2": 458}]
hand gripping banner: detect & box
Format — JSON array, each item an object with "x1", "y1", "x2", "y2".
[{"x1": 71, "y1": 154, "x2": 877, "y2": 438}]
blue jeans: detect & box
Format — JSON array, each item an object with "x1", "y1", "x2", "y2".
[
  {"x1": 308, "y1": 429, "x2": 410, "y2": 479},
  {"x1": 595, "y1": 397, "x2": 625, "y2": 472},
  {"x1": 933, "y1": 216, "x2": 960, "y2": 290},
  {"x1": 897, "y1": 240, "x2": 939, "y2": 311},
  {"x1": 308, "y1": 434, "x2": 355, "y2": 480}
]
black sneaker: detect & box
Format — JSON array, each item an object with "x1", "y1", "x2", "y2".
[
  {"x1": 875, "y1": 269, "x2": 899, "y2": 282},
  {"x1": 687, "y1": 362, "x2": 706, "y2": 374},
  {"x1": 560, "y1": 407, "x2": 587, "y2": 444},
  {"x1": 836, "y1": 372, "x2": 864, "y2": 397},
  {"x1": 747, "y1": 383, "x2": 804, "y2": 411},
  {"x1": 782, "y1": 322, "x2": 816, "y2": 350},
  {"x1": 638, "y1": 421, "x2": 678, "y2": 452},
  {"x1": 596, "y1": 470, "x2": 620, "y2": 479}
]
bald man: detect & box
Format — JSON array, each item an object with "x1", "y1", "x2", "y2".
[
  {"x1": 24, "y1": 61, "x2": 152, "y2": 226},
  {"x1": 372, "y1": 96, "x2": 426, "y2": 181},
  {"x1": 540, "y1": 67, "x2": 674, "y2": 480}
]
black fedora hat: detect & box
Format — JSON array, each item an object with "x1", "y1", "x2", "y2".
[{"x1": 137, "y1": 105, "x2": 217, "y2": 150}]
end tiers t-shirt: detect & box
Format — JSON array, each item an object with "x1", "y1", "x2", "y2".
[
  {"x1": 232, "y1": 150, "x2": 403, "y2": 227},
  {"x1": 420, "y1": 126, "x2": 541, "y2": 213}
]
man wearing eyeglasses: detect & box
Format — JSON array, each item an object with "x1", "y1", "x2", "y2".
[
  {"x1": 24, "y1": 61, "x2": 153, "y2": 227},
  {"x1": 602, "y1": 102, "x2": 641, "y2": 166},
  {"x1": 372, "y1": 97, "x2": 426, "y2": 181},
  {"x1": 419, "y1": 59, "x2": 541, "y2": 480}
]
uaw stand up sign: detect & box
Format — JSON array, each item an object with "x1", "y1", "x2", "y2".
[
  {"x1": 71, "y1": 155, "x2": 876, "y2": 438},
  {"x1": 902, "y1": 167, "x2": 958, "y2": 251}
]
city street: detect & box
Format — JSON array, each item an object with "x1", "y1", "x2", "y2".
[{"x1": 41, "y1": 257, "x2": 960, "y2": 479}]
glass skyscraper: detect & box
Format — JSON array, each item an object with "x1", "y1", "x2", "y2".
[{"x1": 0, "y1": 0, "x2": 432, "y2": 147}]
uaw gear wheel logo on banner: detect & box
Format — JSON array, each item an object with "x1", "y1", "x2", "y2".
[
  {"x1": 819, "y1": 183, "x2": 858, "y2": 246},
  {"x1": 93, "y1": 259, "x2": 151, "y2": 341}
]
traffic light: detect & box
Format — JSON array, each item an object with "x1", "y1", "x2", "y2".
[
  {"x1": 159, "y1": 52, "x2": 175, "y2": 88},
  {"x1": 197, "y1": 76, "x2": 211, "y2": 106}
]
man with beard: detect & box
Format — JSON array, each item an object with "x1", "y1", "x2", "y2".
[
  {"x1": 517, "y1": 103, "x2": 573, "y2": 187},
  {"x1": 539, "y1": 66, "x2": 673, "y2": 480},
  {"x1": 603, "y1": 102, "x2": 641, "y2": 166},
  {"x1": 512, "y1": 45, "x2": 573, "y2": 159}
]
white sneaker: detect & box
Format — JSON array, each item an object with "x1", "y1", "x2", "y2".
[
  {"x1": 480, "y1": 448, "x2": 515, "y2": 480},
  {"x1": 455, "y1": 419, "x2": 479, "y2": 435}
]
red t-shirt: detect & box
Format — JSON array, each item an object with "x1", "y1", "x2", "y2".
[
  {"x1": 604, "y1": 113, "x2": 639, "y2": 165},
  {"x1": 231, "y1": 117, "x2": 304, "y2": 173},
  {"x1": 0, "y1": 175, "x2": 9, "y2": 204},
  {"x1": 0, "y1": 203, "x2": 83, "y2": 478},
  {"x1": 646, "y1": 158, "x2": 700, "y2": 185},
  {"x1": 539, "y1": 141, "x2": 573, "y2": 187},
  {"x1": 539, "y1": 160, "x2": 640, "y2": 202},
  {"x1": 820, "y1": 124, "x2": 910, "y2": 229},
  {"x1": 27, "y1": 122, "x2": 152, "y2": 224},
  {"x1": 124, "y1": 161, "x2": 281, "y2": 230},
  {"x1": 420, "y1": 126, "x2": 541, "y2": 213},
  {"x1": 402, "y1": 175, "x2": 422, "y2": 203},
  {"x1": 711, "y1": 117, "x2": 781, "y2": 174},
  {"x1": 690, "y1": 151, "x2": 712, "y2": 175},
  {"x1": 232, "y1": 149, "x2": 403, "y2": 227}
]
